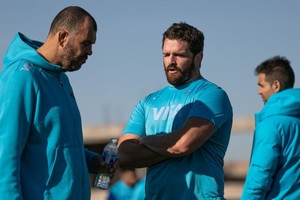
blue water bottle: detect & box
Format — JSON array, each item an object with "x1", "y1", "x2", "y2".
[{"x1": 94, "y1": 138, "x2": 118, "y2": 190}]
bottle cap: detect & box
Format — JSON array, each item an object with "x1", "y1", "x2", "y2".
[{"x1": 111, "y1": 138, "x2": 118, "y2": 143}]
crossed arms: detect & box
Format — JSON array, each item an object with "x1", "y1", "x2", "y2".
[{"x1": 117, "y1": 117, "x2": 214, "y2": 168}]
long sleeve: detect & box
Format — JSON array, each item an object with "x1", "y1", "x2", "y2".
[
  {"x1": 118, "y1": 138, "x2": 169, "y2": 168},
  {"x1": 241, "y1": 120, "x2": 280, "y2": 199},
  {"x1": 84, "y1": 148, "x2": 101, "y2": 174},
  {"x1": 0, "y1": 61, "x2": 35, "y2": 199}
]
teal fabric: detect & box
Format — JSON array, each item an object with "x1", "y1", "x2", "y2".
[
  {"x1": 108, "y1": 178, "x2": 145, "y2": 200},
  {"x1": 242, "y1": 88, "x2": 300, "y2": 200},
  {"x1": 122, "y1": 78, "x2": 233, "y2": 199},
  {"x1": 0, "y1": 33, "x2": 93, "y2": 199}
]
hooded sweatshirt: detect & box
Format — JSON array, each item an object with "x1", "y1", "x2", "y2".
[
  {"x1": 0, "y1": 33, "x2": 95, "y2": 200},
  {"x1": 242, "y1": 88, "x2": 300, "y2": 199}
]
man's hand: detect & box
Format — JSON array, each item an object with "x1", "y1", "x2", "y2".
[{"x1": 93, "y1": 155, "x2": 117, "y2": 179}]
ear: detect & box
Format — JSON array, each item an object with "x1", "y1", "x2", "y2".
[
  {"x1": 272, "y1": 80, "x2": 281, "y2": 92},
  {"x1": 58, "y1": 30, "x2": 69, "y2": 47},
  {"x1": 194, "y1": 52, "x2": 203, "y2": 67}
]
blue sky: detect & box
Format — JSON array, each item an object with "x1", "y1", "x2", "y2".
[{"x1": 1, "y1": 1, "x2": 300, "y2": 126}]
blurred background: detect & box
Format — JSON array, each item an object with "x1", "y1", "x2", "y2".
[{"x1": 1, "y1": 1, "x2": 299, "y2": 199}]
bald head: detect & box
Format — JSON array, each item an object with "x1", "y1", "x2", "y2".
[{"x1": 48, "y1": 6, "x2": 97, "y2": 36}]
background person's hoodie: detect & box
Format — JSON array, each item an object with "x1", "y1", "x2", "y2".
[{"x1": 242, "y1": 88, "x2": 300, "y2": 199}]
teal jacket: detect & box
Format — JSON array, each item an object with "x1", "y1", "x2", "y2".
[
  {"x1": 0, "y1": 33, "x2": 97, "y2": 200},
  {"x1": 242, "y1": 88, "x2": 300, "y2": 199}
]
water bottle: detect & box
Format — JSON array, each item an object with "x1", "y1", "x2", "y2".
[{"x1": 94, "y1": 138, "x2": 118, "y2": 190}]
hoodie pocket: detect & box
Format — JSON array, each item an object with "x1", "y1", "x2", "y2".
[{"x1": 44, "y1": 146, "x2": 90, "y2": 200}]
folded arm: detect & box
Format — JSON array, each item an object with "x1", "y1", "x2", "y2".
[
  {"x1": 117, "y1": 117, "x2": 214, "y2": 168},
  {"x1": 117, "y1": 136, "x2": 169, "y2": 168},
  {"x1": 142, "y1": 117, "x2": 214, "y2": 157}
]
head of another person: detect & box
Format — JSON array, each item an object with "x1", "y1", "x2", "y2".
[
  {"x1": 255, "y1": 56, "x2": 295, "y2": 104},
  {"x1": 118, "y1": 168, "x2": 138, "y2": 187},
  {"x1": 162, "y1": 22, "x2": 204, "y2": 87},
  {"x1": 45, "y1": 6, "x2": 97, "y2": 72}
]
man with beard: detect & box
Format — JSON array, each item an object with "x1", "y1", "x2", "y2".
[
  {"x1": 117, "y1": 22, "x2": 233, "y2": 200},
  {"x1": 0, "y1": 6, "x2": 106, "y2": 200}
]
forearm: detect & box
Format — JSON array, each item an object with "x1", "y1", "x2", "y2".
[
  {"x1": 0, "y1": 132, "x2": 24, "y2": 199},
  {"x1": 85, "y1": 148, "x2": 101, "y2": 174},
  {"x1": 242, "y1": 126, "x2": 280, "y2": 199},
  {"x1": 242, "y1": 154, "x2": 277, "y2": 198},
  {"x1": 242, "y1": 167, "x2": 270, "y2": 200},
  {"x1": 142, "y1": 118, "x2": 214, "y2": 157},
  {"x1": 117, "y1": 139, "x2": 169, "y2": 168},
  {"x1": 0, "y1": 152, "x2": 22, "y2": 199},
  {"x1": 141, "y1": 133, "x2": 182, "y2": 157}
]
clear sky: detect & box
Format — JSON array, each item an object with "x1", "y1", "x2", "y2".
[{"x1": 1, "y1": 1, "x2": 299, "y2": 126}]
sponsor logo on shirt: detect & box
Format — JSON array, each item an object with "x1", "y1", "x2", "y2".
[{"x1": 152, "y1": 104, "x2": 183, "y2": 120}]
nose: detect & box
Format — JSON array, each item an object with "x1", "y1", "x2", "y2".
[
  {"x1": 170, "y1": 54, "x2": 176, "y2": 64},
  {"x1": 86, "y1": 46, "x2": 93, "y2": 56},
  {"x1": 257, "y1": 87, "x2": 262, "y2": 95},
  {"x1": 87, "y1": 49, "x2": 92, "y2": 56}
]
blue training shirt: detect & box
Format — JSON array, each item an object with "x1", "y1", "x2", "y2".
[{"x1": 122, "y1": 78, "x2": 233, "y2": 200}]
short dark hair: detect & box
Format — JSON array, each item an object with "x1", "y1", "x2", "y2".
[
  {"x1": 255, "y1": 56, "x2": 295, "y2": 90},
  {"x1": 162, "y1": 22, "x2": 204, "y2": 56},
  {"x1": 49, "y1": 6, "x2": 97, "y2": 35}
]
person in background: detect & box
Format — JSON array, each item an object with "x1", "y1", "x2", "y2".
[
  {"x1": 107, "y1": 168, "x2": 145, "y2": 200},
  {"x1": 117, "y1": 22, "x2": 233, "y2": 199},
  {"x1": 0, "y1": 6, "x2": 106, "y2": 200},
  {"x1": 241, "y1": 56, "x2": 300, "y2": 199}
]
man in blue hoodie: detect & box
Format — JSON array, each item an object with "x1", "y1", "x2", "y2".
[
  {"x1": 0, "y1": 6, "x2": 105, "y2": 200},
  {"x1": 242, "y1": 56, "x2": 300, "y2": 199}
]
